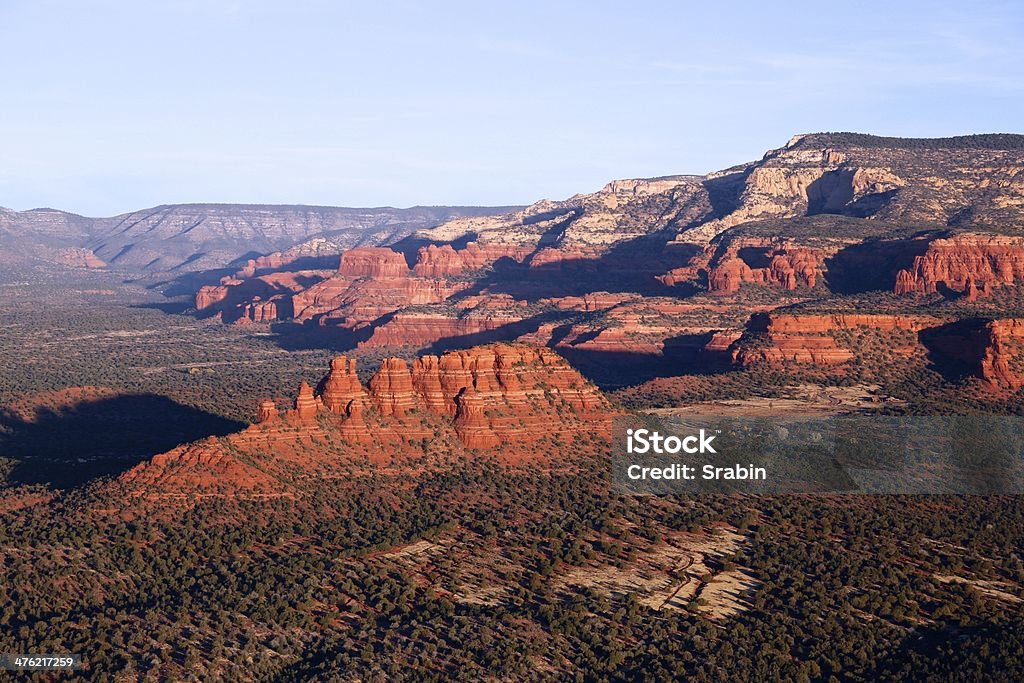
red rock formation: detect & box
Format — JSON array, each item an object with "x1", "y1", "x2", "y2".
[
  {"x1": 289, "y1": 246, "x2": 464, "y2": 327},
  {"x1": 894, "y1": 234, "x2": 1024, "y2": 296},
  {"x1": 527, "y1": 247, "x2": 603, "y2": 269},
  {"x1": 263, "y1": 344, "x2": 609, "y2": 447},
  {"x1": 359, "y1": 313, "x2": 514, "y2": 348},
  {"x1": 704, "y1": 331, "x2": 743, "y2": 354},
  {"x1": 196, "y1": 282, "x2": 235, "y2": 310},
  {"x1": 734, "y1": 313, "x2": 944, "y2": 367},
  {"x1": 196, "y1": 271, "x2": 322, "y2": 323},
  {"x1": 320, "y1": 356, "x2": 366, "y2": 413},
  {"x1": 413, "y1": 242, "x2": 531, "y2": 277},
  {"x1": 737, "y1": 313, "x2": 1024, "y2": 389},
  {"x1": 257, "y1": 400, "x2": 278, "y2": 423},
  {"x1": 240, "y1": 300, "x2": 278, "y2": 323},
  {"x1": 368, "y1": 358, "x2": 418, "y2": 416},
  {"x1": 339, "y1": 397, "x2": 373, "y2": 443},
  {"x1": 119, "y1": 343, "x2": 614, "y2": 495},
  {"x1": 121, "y1": 438, "x2": 282, "y2": 491},
  {"x1": 410, "y1": 355, "x2": 449, "y2": 414},
  {"x1": 289, "y1": 344, "x2": 609, "y2": 445},
  {"x1": 236, "y1": 252, "x2": 301, "y2": 278},
  {"x1": 453, "y1": 387, "x2": 500, "y2": 448},
  {"x1": 707, "y1": 238, "x2": 830, "y2": 294},
  {"x1": 979, "y1": 319, "x2": 1024, "y2": 389},
  {"x1": 339, "y1": 247, "x2": 410, "y2": 278},
  {"x1": 658, "y1": 264, "x2": 702, "y2": 287},
  {"x1": 292, "y1": 381, "x2": 320, "y2": 420}
]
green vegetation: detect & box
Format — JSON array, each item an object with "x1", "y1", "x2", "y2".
[
  {"x1": 1, "y1": 462, "x2": 1022, "y2": 680},
  {"x1": 799, "y1": 132, "x2": 1024, "y2": 151}
]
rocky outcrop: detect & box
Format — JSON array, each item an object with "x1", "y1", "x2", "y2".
[
  {"x1": 257, "y1": 400, "x2": 279, "y2": 423},
  {"x1": 368, "y1": 358, "x2": 418, "y2": 416},
  {"x1": 980, "y1": 319, "x2": 1024, "y2": 389},
  {"x1": 893, "y1": 234, "x2": 1024, "y2": 297},
  {"x1": 678, "y1": 133, "x2": 1024, "y2": 244},
  {"x1": 195, "y1": 271, "x2": 324, "y2": 323},
  {"x1": 120, "y1": 344, "x2": 612, "y2": 495},
  {"x1": 195, "y1": 284, "x2": 234, "y2": 311},
  {"x1": 339, "y1": 247, "x2": 410, "y2": 278},
  {"x1": 292, "y1": 344, "x2": 608, "y2": 447},
  {"x1": 736, "y1": 312, "x2": 1024, "y2": 390},
  {"x1": 600, "y1": 176, "x2": 699, "y2": 196},
  {"x1": 288, "y1": 247, "x2": 462, "y2": 327},
  {"x1": 414, "y1": 172, "x2": 713, "y2": 253},
  {"x1": 320, "y1": 356, "x2": 366, "y2": 413},
  {"x1": 292, "y1": 381, "x2": 320, "y2": 420},
  {"x1": 682, "y1": 148, "x2": 907, "y2": 242},
  {"x1": 121, "y1": 439, "x2": 283, "y2": 491},
  {"x1": 706, "y1": 238, "x2": 830, "y2": 294},
  {"x1": 734, "y1": 313, "x2": 944, "y2": 367},
  {"x1": 359, "y1": 312, "x2": 516, "y2": 348},
  {"x1": 453, "y1": 387, "x2": 499, "y2": 448},
  {"x1": 338, "y1": 397, "x2": 373, "y2": 443},
  {"x1": 413, "y1": 243, "x2": 532, "y2": 277}
]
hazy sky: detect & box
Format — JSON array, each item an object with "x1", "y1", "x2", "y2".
[{"x1": 1, "y1": 1, "x2": 1022, "y2": 216}]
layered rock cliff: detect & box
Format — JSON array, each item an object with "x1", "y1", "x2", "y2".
[
  {"x1": 893, "y1": 234, "x2": 1024, "y2": 298},
  {"x1": 704, "y1": 237, "x2": 829, "y2": 294},
  {"x1": 678, "y1": 133, "x2": 1024, "y2": 243},
  {"x1": 180, "y1": 133, "x2": 1024, "y2": 387},
  {"x1": 732, "y1": 311, "x2": 1024, "y2": 391},
  {"x1": 733, "y1": 313, "x2": 943, "y2": 367},
  {"x1": 979, "y1": 319, "x2": 1024, "y2": 389},
  {"x1": 284, "y1": 344, "x2": 608, "y2": 449}
]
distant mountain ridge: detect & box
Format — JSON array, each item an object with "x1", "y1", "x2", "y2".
[
  {"x1": 0, "y1": 202, "x2": 523, "y2": 272},
  {"x1": 6, "y1": 131, "x2": 1024, "y2": 273},
  {"x1": 187, "y1": 131, "x2": 1024, "y2": 393}
]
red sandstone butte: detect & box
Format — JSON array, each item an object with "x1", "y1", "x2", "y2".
[
  {"x1": 119, "y1": 344, "x2": 612, "y2": 495},
  {"x1": 977, "y1": 319, "x2": 1024, "y2": 389},
  {"x1": 733, "y1": 313, "x2": 944, "y2": 367},
  {"x1": 706, "y1": 238, "x2": 830, "y2": 294},
  {"x1": 893, "y1": 234, "x2": 1024, "y2": 297},
  {"x1": 413, "y1": 243, "x2": 531, "y2": 277},
  {"x1": 731, "y1": 312, "x2": 1024, "y2": 391},
  {"x1": 338, "y1": 247, "x2": 410, "y2": 278}
]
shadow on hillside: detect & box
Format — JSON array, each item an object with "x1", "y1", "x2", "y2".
[
  {"x1": 390, "y1": 232, "x2": 479, "y2": 268},
  {"x1": 143, "y1": 267, "x2": 237, "y2": 298},
  {"x1": 268, "y1": 314, "x2": 397, "y2": 352},
  {"x1": 419, "y1": 311, "x2": 733, "y2": 389},
  {"x1": 447, "y1": 233, "x2": 704, "y2": 304},
  {"x1": 557, "y1": 332, "x2": 734, "y2": 389},
  {"x1": 918, "y1": 318, "x2": 989, "y2": 383},
  {"x1": 0, "y1": 394, "x2": 244, "y2": 489},
  {"x1": 824, "y1": 237, "x2": 932, "y2": 294}
]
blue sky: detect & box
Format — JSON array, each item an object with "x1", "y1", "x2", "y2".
[{"x1": 1, "y1": 0, "x2": 1022, "y2": 216}]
